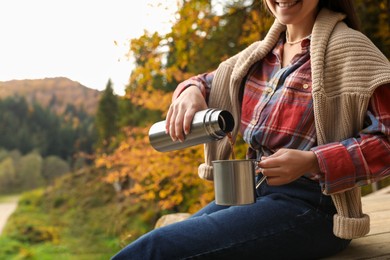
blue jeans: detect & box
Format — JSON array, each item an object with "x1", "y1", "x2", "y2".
[{"x1": 111, "y1": 177, "x2": 350, "y2": 259}]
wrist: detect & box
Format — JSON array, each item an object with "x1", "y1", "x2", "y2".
[{"x1": 307, "y1": 151, "x2": 320, "y2": 174}]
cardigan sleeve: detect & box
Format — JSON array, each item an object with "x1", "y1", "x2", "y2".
[{"x1": 312, "y1": 84, "x2": 390, "y2": 194}]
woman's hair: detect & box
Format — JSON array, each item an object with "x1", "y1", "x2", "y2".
[{"x1": 261, "y1": 0, "x2": 361, "y2": 31}]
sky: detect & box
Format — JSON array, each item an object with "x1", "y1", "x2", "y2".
[{"x1": 0, "y1": 0, "x2": 177, "y2": 95}]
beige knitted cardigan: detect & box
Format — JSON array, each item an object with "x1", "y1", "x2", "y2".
[{"x1": 197, "y1": 8, "x2": 390, "y2": 239}]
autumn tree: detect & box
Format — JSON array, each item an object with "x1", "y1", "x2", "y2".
[
  {"x1": 97, "y1": 0, "x2": 389, "y2": 220},
  {"x1": 166, "y1": 0, "x2": 273, "y2": 79},
  {"x1": 97, "y1": 0, "x2": 266, "y2": 216},
  {"x1": 96, "y1": 127, "x2": 214, "y2": 214}
]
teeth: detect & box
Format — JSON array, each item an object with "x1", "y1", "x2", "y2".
[{"x1": 277, "y1": 1, "x2": 297, "y2": 7}]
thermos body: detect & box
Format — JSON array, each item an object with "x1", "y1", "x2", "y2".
[{"x1": 149, "y1": 108, "x2": 234, "y2": 152}]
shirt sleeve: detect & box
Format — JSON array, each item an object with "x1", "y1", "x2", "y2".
[
  {"x1": 311, "y1": 84, "x2": 390, "y2": 194},
  {"x1": 172, "y1": 71, "x2": 215, "y2": 102}
]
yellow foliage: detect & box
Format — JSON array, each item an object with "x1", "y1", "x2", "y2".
[
  {"x1": 96, "y1": 127, "x2": 214, "y2": 212},
  {"x1": 98, "y1": 1, "x2": 272, "y2": 215},
  {"x1": 125, "y1": 88, "x2": 172, "y2": 113}
]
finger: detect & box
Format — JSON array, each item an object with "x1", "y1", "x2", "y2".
[
  {"x1": 165, "y1": 105, "x2": 174, "y2": 134},
  {"x1": 174, "y1": 108, "x2": 186, "y2": 142},
  {"x1": 255, "y1": 166, "x2": 263, "y2": 175},
  {"x1": 261, "y1": 167, "x2": 282, "y2": 178},
  {"x1": 169, "y1": 106, "x2": 179, "y2": 141},
  {"x1": 182, "y1": 108, "x2": 196, "y2": 135},
  {"x1": 259, "y1": 157, "x2": 283, "y2": 169}
]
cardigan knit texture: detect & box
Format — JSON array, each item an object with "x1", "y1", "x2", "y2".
[{"x1": 198, "y1": 8, "x2": 390, "y2": 239}]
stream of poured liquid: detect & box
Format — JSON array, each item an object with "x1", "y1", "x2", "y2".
[
  {"x1": 226, "y1": 132, "x2": 267, "y2": 188},
  {"x1": 226, "y1": 132, "x2": 235, "y2": 160}
]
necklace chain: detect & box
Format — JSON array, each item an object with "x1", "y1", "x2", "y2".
[{"x1": 285, "y1": 31, "x2": 311, "y2": 45}]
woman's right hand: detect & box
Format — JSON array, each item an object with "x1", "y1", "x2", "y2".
[{"x1": 165, "y1": 86, "x2": 208, "y2": 142}]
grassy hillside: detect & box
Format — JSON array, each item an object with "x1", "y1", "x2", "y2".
[
  {"x1": 1, "y1": 160, "x2": 389, "y2": 260},
  {"x1": 0, "y1": 167, "x2": 159, "y2": 260}
]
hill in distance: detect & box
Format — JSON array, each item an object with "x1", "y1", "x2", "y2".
[{"x1": 0, "y1": 77, "x2": 102, "y2": 115}]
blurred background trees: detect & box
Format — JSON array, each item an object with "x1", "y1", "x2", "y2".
[
  {"x1": 96, "y1": 0, "x2": 390, "y2": 215},
  {"x1": 96, "y1": 0, "x2": 276, "y2": 214},
  {"x1": 355, "y1": 0, "x2": 390, "y2": 57},
  {"x1": 1, "y1": 0, "x2": 388, "y2": 216},
  {"x1": 95, "y1": 80, "x2": 119, "y2": 151},
  {"x1": 0, "y1": 1, "x2": 388, "y2": 257},
  {"x1": 0, "y1": 149, "x2": 70, "y2": 193}
]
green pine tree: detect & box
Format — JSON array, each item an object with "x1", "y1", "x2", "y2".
[{"x1": 95, "y1": 79, "x2": 119, "y2": 150}]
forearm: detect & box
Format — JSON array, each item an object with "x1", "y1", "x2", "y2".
[{"x1": 172, "y1": 71, "x2": 215, "y2": 102}]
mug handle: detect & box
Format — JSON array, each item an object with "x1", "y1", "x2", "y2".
[
  {"x1": 255, "y1": 161, "x2": 267, "y2": 189},
  {"x1": 255, "y1": 175, "x2": 267, "y2": 189}
]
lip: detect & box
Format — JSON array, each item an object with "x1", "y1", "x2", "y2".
[{"x1": 275, "y1": 0, "x2": 300, "y2": 8}]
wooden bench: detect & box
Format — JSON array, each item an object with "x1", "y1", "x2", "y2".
[{"x1": 324, "y1": 185, "x2": 390, "y2": 259}]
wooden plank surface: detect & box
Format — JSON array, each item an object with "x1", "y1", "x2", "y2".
[{"x1": 324, "y1": 186, "x2": 390, "y2": 259}]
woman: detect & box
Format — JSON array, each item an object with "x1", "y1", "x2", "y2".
[{"x1": 113, "y1": 0, "x2": 390, "y2": 259}]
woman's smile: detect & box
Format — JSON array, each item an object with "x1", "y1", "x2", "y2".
[
  {"x1": 275, "y1": 1, "x2": 301, "y2": 9},
  {"x1": 266, "y1": 0, "x2": 318, "y2": 33}
]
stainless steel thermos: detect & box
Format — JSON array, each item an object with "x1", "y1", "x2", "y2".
[{"x1": 149, "y1": 108, "x2": 234, "y2": 152}]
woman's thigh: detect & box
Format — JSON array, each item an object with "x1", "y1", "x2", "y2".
[{"x1": 112, "y1": 191, "x2": 349, "y2": 260}]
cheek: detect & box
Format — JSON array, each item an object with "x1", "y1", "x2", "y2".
[
  {"x1": 265, "y1": 0, "x2": 276, "y2": 15},
  {"x1": 303, "y1": 0, "x2": 320, "y2": 13}
]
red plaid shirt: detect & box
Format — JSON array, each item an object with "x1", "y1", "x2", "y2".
[{"x1": 174, "y1": 37, "x2": 390, "y2": 194}]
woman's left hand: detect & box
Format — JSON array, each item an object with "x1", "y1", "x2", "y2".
[{"x1": 258, "y1": 148, "x2": 320, "y2": 186}]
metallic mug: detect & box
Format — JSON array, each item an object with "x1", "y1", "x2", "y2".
[{"x1": 212, "y1": 159, "x2": 257, "y2": 206}]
